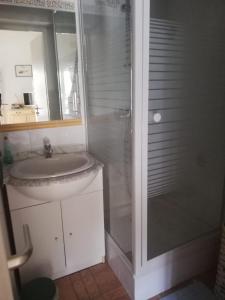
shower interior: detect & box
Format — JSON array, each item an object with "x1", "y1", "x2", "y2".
[
  {"x1": 79, "y1": 0, "x2": 225, "y2": 298},
  {"x1": 147, "y1": 0, "x2": 225, "y2": 260}
]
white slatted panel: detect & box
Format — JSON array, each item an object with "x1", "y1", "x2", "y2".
[
  {"x1": 148, "y1": 18, "x2": 188, "y2": 198},
  {"x1": 147, "y1": 2, "x2": 225, "y2": 260},
  {"x1": 148, "y1": 16, "x2": 225, "y2": 199}
]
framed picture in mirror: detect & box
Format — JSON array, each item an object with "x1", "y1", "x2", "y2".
[{"x1": 15, "y1": 65, "x2": 33, "y2": 77}]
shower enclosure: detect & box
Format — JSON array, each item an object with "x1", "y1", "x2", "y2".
[{"x1": 76, "y1": 0, "x2": 225, "y2": 299}]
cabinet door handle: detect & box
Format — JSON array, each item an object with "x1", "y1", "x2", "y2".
[
  {"x1": 8, "y1": 224, "x2": 33, "y2": 270},
  {"x1": 69, "y1": 233, "x2": 73, "y2": 236},
  {"x1": 54, "y1": 237, "x2": 58, "y2": 241}
]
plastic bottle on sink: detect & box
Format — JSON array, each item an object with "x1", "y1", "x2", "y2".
[{"x1": 3, "y1": 136, "x2": 13, "y2": 165}]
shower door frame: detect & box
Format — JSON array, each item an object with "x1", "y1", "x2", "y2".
[
  {"x1": 133, "y1": 0, "x2": 220, "y2": 299},
  {"x1": 74, "y1": 0, "x2": 88, "y2": 149},
  {"x1": 131, "y1": 0, "x2": 149, "y2": 274}
]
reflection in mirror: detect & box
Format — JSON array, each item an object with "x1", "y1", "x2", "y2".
[
  {"x1": 0, "y1": 5, "x2": 80, "y2": 125},
  {"x1": 54, "y1": 11, "x2": 80, "y2": 120}
]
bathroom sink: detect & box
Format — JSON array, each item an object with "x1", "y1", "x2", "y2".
[
  {"x1": 9, "y1": 152, "x2": 99, "y2": 202},
  {"x1": 10, "y1": 152, "x2": 95, "y2": 180}
]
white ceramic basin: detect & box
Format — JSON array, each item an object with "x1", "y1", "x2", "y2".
[
  {"x1": 11, "y1": 152, "x2": 95, "y2": 180},
  {"x1": 9, "y1": 152, "x2": 99, "y2": 202}
]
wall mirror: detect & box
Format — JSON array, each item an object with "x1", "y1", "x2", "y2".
[{"x1": 0, "y1": 2, "x2": 81, "y2": 131}]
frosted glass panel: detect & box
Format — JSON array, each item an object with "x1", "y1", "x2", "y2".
[
  {"x1": 81, "y1": 1, "x2": 132, "y2": 261},
  {"x1": 148, "y1": 0, "x2": 225, "y2": 259}
]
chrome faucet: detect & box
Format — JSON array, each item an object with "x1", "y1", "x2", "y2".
[{"x1": 43, "y1": 137, "x2": 53, "y2": 158}]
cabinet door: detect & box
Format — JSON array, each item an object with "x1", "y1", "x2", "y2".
[
  {"x1": 11, "y1": 202, "x2": 65, "y2": 283},
  {"x1": 62, "y1": 191, "x2": 105, "y2": 272}
]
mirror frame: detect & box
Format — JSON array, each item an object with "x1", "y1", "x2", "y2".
[
  {"x1": 0, "y1": 119, "x2": 82, "y2": 132},
  {"x1": 0, "y1": 1, "x2": 75, "y2": 12},
  {"x1": 0, "y1": 1, "x2": 81, "y2": 132}
]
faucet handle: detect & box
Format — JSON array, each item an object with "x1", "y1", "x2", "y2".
[
  {"x1": 43, "y1": 137, "x2": 50, "y2": 146},
  {"x1": 43, "y1": 137, "x2": 53, "y2": 158}
]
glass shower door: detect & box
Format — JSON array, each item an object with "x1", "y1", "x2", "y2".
[
  {"x1": 79, "y1": 0, "x2": 132, "y2": 261},
  {"x1": 147, "y1": 0, "x2": 225, "y2": 260}
]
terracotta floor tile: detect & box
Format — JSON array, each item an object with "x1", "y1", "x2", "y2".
[
  {"x1": 90, "y1": 263, "x2": 110, "y2": 275},
  {"x1": 55, "y1": 276, "x2": 78, "y2": 300},
  {"x1": 55, "y1": 263, "x2": 129, "y2": 300},
  {"x1": 91, "y1": 267, "x2": 121, "y2": 294},
  {"x1": 70, "y1": 272, "x2": 90, "y2": 300},
  {"x1": 55, "y1": 263, "x2": 215, "y2": 300},
  {"x1": 102, "y1": 286, "x2": 130, "y2": 300},
  {"x1": 80, "y1": 269, "x2": 101, "y2": 299}
]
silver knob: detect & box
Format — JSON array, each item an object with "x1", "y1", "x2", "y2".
[
  {"x1": 54, "y1": 237, "x2": 58, "y2": 241},
  {"x1": 69, "y1": 233, "x2": 73, "y2": 236},
  {"x1": 119, "y1": 109, "x2": 131, "y2": 119},
  {"x1": 153, "y1": 112, "x2": 161, "y2": 123}
]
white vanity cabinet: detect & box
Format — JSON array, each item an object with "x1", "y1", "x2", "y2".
[
  {"x1": 62, "y1": 191, "x2": 105, "y2": 273},
  {"x1": 7, "y1": 167, "x2": 105, "y2": 283},
  {"x1": 11, "y1": 202, "x2": 65, "y2": 283}
]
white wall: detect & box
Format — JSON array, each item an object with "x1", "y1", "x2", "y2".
[
  {"x1": 0, "y1": 125, "x2": 86, "y2": 160},
  {"x1": 0, "y1": 30, "x2": 43, "y2": 105}
]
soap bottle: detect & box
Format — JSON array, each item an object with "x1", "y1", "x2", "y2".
[{"x1": 3, "y1": 136, "x2": 13, "y2": 165}]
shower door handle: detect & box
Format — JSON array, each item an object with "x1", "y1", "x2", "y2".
[
  {"x1": 8, "y1": 224, "x2": 33, "y2": 270},
  {"x1": 150, "y1": 112, "x2": 162, "y2": 123},
  {"x1": 119, "y1": 109, "x2": 131, "y2": 119}
]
